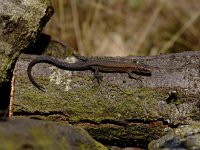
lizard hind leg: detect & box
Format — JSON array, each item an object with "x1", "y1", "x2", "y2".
[{"x1": 92, "y1": 66, "x2": 103, "y2": 84}]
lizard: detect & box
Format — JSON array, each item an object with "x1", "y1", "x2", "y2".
[{"x1": 27, "y1": 54, "x2": 152, "y2": 92}]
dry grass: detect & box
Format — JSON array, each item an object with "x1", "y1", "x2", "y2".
[{"x1": 44, "y1": 0, "x2": 200, "y2": 56}]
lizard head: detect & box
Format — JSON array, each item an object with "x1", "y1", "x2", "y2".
[{"x1": 134, "y1": 64, "x2": 152, "y2": 76}]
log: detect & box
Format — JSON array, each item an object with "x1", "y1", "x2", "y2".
[{"x1": 12, "y1": 51, "x2": 200, "y2": 148}]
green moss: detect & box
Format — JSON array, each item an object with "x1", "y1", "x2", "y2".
[
  {"x1": 78, "y1": 122, "x2": 165, "y2": 147},
  {"x1": 31, "y1": 129, "x2": 54, "y2": 149},
  {"x1": 15, "y1": 75, "x2": 184, "y2": 121},
  {"x1": 0, "y1": 117, "x2": 107, "y2": 150},
  {"x1": 0, "y1": 55, "x2": 13, "y2": 82},
  {"x1": 0, "y1": 134, "x2": 16, "y2": 150}
]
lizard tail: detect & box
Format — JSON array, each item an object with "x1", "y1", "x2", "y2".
[{"x1": 27, "y1": 58, "x2": 45, "y2": 92}]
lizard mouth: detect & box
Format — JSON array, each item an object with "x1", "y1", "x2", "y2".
[{"x1": 140, "y1": 71, "x2": 151, "y2": 76}]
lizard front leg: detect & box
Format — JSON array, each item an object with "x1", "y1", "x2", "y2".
[{"x1": 128, "y1": 70, "x2": 142, "y2": 81}]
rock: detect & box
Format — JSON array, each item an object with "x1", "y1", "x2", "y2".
[
  {"x1": 0, "y1": 0, "x2": 53, "y2": 85},
  {"x1": 148, "y1": 123, "x2": 200, "y2": 150},
  {"x1": 0, "y1": 117, "x2": 107, "y2": 150}
]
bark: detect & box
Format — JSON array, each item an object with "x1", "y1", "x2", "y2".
[{"x1": 13, "y1": 51, "x2": 200, "y2": 147}]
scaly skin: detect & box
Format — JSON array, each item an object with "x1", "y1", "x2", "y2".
[{"x1": 27, "y1": 55, "x2": 151, "y2": 91}]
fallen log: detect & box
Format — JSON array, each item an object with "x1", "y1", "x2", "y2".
[{"x1": 12, "y1": 51, "x2": 200, "y2": 148}]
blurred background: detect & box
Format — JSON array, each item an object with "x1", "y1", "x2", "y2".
[{"x1": 44, "y1": 0, "x2": 200, "y2": 56}]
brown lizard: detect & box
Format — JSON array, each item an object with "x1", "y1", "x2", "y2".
[{"x1": 27, "y1": 54, "x2": 151, "y2": 91}]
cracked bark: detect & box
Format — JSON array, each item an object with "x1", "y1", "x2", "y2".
[{"x1": 12, "y1": 49, "x2": 200, "y2": 148}]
